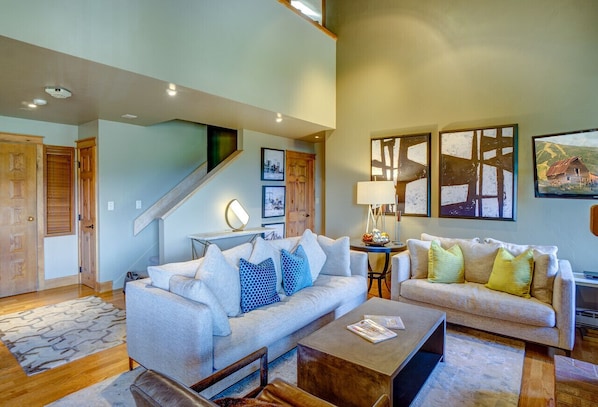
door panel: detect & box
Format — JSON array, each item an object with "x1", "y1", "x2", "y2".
[
  {"x1": 0, "y1": 142, "x2": 37, "y2": 297},
  {"x1": 286, "y1": 151, "x2": 315, "y2": 237},
  {"x1": 77, "y1": 140, "x2": 97, "y2": 289}
]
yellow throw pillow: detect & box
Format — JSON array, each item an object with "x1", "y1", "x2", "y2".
[
  {"x1": 427, "y1": 240, "x2": 465, "y2": 283},
  {"x1": 486, "y1": 248, "x2": 534, "y2": 298}
]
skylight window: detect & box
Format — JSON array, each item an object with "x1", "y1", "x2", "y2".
[{"x1": 290, "y1": 0, "x2": 322, "y2": 24}]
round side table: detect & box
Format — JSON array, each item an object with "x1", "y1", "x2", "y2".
[{"x1": 350, "y1": 240, "x2": 406, "y2": 297}]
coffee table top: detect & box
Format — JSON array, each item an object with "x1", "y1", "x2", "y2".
[{"x1": 298, "y1": 298, "x2": 446, "y2": 376}]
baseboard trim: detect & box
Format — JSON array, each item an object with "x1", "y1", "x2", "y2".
[{"x1": 43, "y1": 275, "x2": 79, "y2": 290}]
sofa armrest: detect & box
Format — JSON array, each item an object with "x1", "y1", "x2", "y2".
[
  {"x1": 390, "y1": 251, "x2": 412, "y2": 301},
  {"x1": 552, "y1": 259, "x2": 576, "y2": 351},
  {"x1": 126, "y1": 280, "x2": 214, "y2": 386},
  {"x1": 350, "y1": 250, "x2": 368, "y2": 278}
]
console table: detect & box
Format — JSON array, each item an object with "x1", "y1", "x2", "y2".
[{"x1": 188, "y1": 227, "x2": 271, "y2": 258}]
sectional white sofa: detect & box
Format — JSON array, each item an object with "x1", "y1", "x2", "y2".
[
  {"x1": 391, "y1": 234, "x2": 575, "y2": 351},
  {"x1": 126, "y1": 230, "x2": 368, "y2": 397}
]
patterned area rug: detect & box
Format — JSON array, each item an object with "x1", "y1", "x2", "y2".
[
  {"x1": 49, "y1": 325, "x2": 524, "y2": 406},
  {"x1": 0, "y1": 296, "x2": 126, "y2": 376}
]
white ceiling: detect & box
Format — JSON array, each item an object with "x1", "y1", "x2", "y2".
[{"x1": 0, "y1": 36, "x2": 330, "y2": 141}]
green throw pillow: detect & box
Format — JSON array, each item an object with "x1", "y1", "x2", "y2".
[
  {"x1": 486, "y1": 247, "x2": 534, "y2": 298},
  {"x1": 427, "y1": 240, "x2": 465, "y2": 283}
]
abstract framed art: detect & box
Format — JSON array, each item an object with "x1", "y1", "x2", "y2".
[
  {"x1": 371, "y1": 133, "x2": 431, "y2": 216},
  {"x1": 262, "y1": 186, "x2": 286, "y2": 218},
  {"x1": 439, "y1": 124, "x2": 517, "y2": 220},
  {"x1": 261, "y1": 148, "x2": 285, "y2": 181},
  {"x1": 532, "y1": 128, "x2": 598, "y2": 199}
]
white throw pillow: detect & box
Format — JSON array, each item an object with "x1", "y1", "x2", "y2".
[
  {"x1": 169, "y1": 275, "x2": 231, "y2": 336},
  {"x1": 457, "y1": 241, "x2": 502, "y2": 284},
  {"x1": 195, "y1": 244, "x2": 241, "y2": 317},
  {"x1": 249, "y1": 237, "x2": 284, "y2": 294},
  {"x1": 317, "y1": 235, "x2": 351, "y2": 276},
  {"x1": 295, "y1": 229, "x2": 327, "y2": 281},
  {"x1": 406, "y1": 239, "x2": 432, "y2": 279},
  {"x1": 421, "y1": 233, "x2": 481, "y2": 245},
  {"x1": 222, "y1": 242, "x2": 253, "y2": 268},
  {"x1": 148, "y1": 258, "x2": 204, "y2": 290}
]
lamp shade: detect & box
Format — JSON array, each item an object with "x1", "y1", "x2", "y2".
[{"x1": 356, "y1": 181, "x2": 395, "y2": 205}]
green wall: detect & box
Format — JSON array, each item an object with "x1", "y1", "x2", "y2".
[{"x1": 325, "y1": 0, "x2": 598, "y2": 272}]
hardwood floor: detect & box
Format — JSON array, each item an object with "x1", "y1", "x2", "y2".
[{"x1": 0, "y1": 283, "x2": 595, "y2": 406}]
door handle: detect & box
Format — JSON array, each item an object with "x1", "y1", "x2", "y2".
[
  {"x1": 305, "y1": 214, "x2": 310, "y2": 218},
  {"x1": 28, "y1": 216, "x2": 35, "y2": 221},
  {"x1": 85, "y1": 224, "x2": 95, "y2": 229}
]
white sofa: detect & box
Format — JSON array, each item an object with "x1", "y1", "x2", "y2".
[
  {"x1": 391, "y1": 234, "x2": 575, "y2": 351},
  {"x1": 126, "y1": 230, "x2": 368, "y2": 397}
]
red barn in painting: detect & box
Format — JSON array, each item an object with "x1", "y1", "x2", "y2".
[{"x1": 546, "y1": 156, "x2": 591, "y2": 186}]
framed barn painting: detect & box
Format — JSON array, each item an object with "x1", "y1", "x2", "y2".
[
  {"x1": 532, "y1": 128, "x2": 598, "y2": 199},
  {"x1": 439, "y1": 124, "x2": 518, "y2": 220},
  {"x1": 370, "y1": 133, "x2": 431, "y2": 217}
]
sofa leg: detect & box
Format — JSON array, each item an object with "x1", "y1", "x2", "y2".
[{"x1": 129, "y1": 357, "x2": 134, "y2": 371}]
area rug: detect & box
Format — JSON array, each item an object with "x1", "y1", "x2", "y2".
[
  {"x1": 0, "y1": 296, "x2": 126, "y2": 376},
  {"x1": 49, "y1": 325, "x2": 524, "y2": 406}
]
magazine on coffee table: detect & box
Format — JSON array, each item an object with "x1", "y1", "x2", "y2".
[
  {"x1": 363, "y1": 314, "x2": 405, "y2": 330},
  {"x1": 347, "y1": 319, "x2": 398, "y2": 343}
]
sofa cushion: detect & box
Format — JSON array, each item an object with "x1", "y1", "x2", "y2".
[
  {"x1": 421, "y1": 233, "x2": 481, "y2": 245},
  {"x1": 169, "y1": 275, "x2": 231, "y2": 336},
  {"x1": 296, "y1": 229, "x2": 327, "y2": 281},
  {"x1": 427, "y1": 241, "x2": 464, "y2": 283},
  {"x1": 196, "y1": 244, "x2": 242, "y2": 317},
  {"x1": 406, "y1": 239, "x2": 432, "y2": 279},
  {"x1": 281, "y1": 245, "x2": 312, "y2": 295},
  {"x1": 317, "y1": 235, "x2": 351, "y2": 277},
  {"x1": 148, "y1": 258, "x2": 203, "y2": 290},
  {"x1": 486, "y1": 248, "x2": 534, "y2": 298},
  {"x1": 458, "y1": 241, "x2": 502, "y2": 284},
  {"x1": 213, "y1": 274, "x2": 366, "y2": 370},
  {"x1": 239, "y1": 258, "x2": 280, "y2": 313},
  {"x1": 249, "y1": 237, "x2": 284, "y2": 294},
  {"x1": 400, "y1": 279, "x2": 555, "y2": 327},
  {"x1": 484, "y1": 238, "x2": 559, "y2": 304}
]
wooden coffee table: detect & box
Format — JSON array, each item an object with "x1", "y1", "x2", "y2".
[{"x1": 297, "y1": 297, "x2": 445, "y2": 407}]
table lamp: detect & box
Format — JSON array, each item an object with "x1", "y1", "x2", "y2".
[{"x1": 356, "y1": 181, "x2": 396, "y2": 234}]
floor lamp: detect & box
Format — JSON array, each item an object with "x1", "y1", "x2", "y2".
[{"x1": 356, "y1": 181, "x2": 396, "y2": 234}]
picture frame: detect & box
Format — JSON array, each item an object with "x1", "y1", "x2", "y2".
[
  {"x1": 261, "y1": 148, "x2": 285, "y2": 181},
  {"x1": 262, "y1": 222, "x2": 285, "y2": 240},
  {"x1": 532, "y1": 128, "x2": 598, "y2": 199},
  {"x1": 371, "y1": 133, "x2": 431, "y2": 217},
  {"x1": 439, "y1": 124, "x2": 518, "y2": 220},
  {"x1": 262, "y1": 186, "x2": 286, "y2": 218}
]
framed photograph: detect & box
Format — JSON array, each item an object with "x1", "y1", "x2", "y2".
[
  {"x1": 532, "y1": 128, "x2": 598, "y2": 199},
  {"x1": 262, "y1": 186, "x2": 286, "y2": 218},
  {"x1": 371, "y1": 133, "x2": 431, "y2": 216},
  {"x1": 262, "y1": 222, "x2": 285, "y2": 240},
  {"x1": 439, "y1": 124, "x2": 518, "y2": 220},
  {"x1": 261, "y1": 148, "x2": 285, "y2": 181}
]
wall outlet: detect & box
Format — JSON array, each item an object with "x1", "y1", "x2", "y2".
[
  {"x1": 107, "y1": 201, "x2": 114, "y2": 211},
  {"x1": 136, "y1": 200, "x2": 142, "y2": 209}
]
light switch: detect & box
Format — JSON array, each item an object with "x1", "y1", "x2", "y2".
[
  {"x1": 136, "y1": 200, "x2": 142, "y2": 209},
  {"x1": 107, "y1": 201, "x2": 114, "y2": 211}
]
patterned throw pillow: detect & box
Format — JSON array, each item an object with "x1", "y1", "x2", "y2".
[
  {"x1": 239, "y1": 258, "x2": 280, "y2": 313},
  {"x1": 281, "y1": 245, "x2": 312, "y2": 296}
]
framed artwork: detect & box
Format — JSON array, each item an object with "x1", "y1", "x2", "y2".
[
  {"x1": 371, "y1": 133, "x2": 431, "y2": 216},
  {"x1": 261, "y1": 148, "x2": 285, "y2": 181},
  {"x1": 262, "y1": 186, "x2": 286, "y2": 218},
  {"x1": 439, "y1": 124, "x2": 518, "y2": 220},
  {"x1": 262, "y1": 222, "x2": 285, "y2": 240},
  {"x1": 532, "y1": 128, "x2": 598, "y2": 199}
]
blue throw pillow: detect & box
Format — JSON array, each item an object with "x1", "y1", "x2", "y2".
[
  {"x1": 281, "y1": 244, "x2": 312, "y2": 296},
  {"x1": 239, "y1": 257, "x2": 280, "y2": 313}
]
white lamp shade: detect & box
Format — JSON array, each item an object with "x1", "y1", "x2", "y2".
[{"x1": 356, "y1": 181, "x2": 395, "y2": 205}]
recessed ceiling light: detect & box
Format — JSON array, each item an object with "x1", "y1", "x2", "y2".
[
  {"x1": 167, "y1": 83, "x2": 177, "y2": 96},
  {"x1": 276, "y1": 113, "x2": 283, "y2": 123},
  {"x1": 27, "y1": 103, "x2": 37, "y2": 108},
  {"x1": 33, "y1": 98, "x2": 47, "y2": 106},
  {"x1": 121, "y1": 114, "x2": 138, "y2": 119}
]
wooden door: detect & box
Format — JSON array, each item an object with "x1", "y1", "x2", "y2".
[
  {"x1": 77, "y1": 139, "x2": 97, "y2": 289},
  {"x1": 286, "y1": 151, "x2": 315, "y2": 237},
  {"x1": 0, "y1": 142, "x2": 38, "y2": 297}
]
